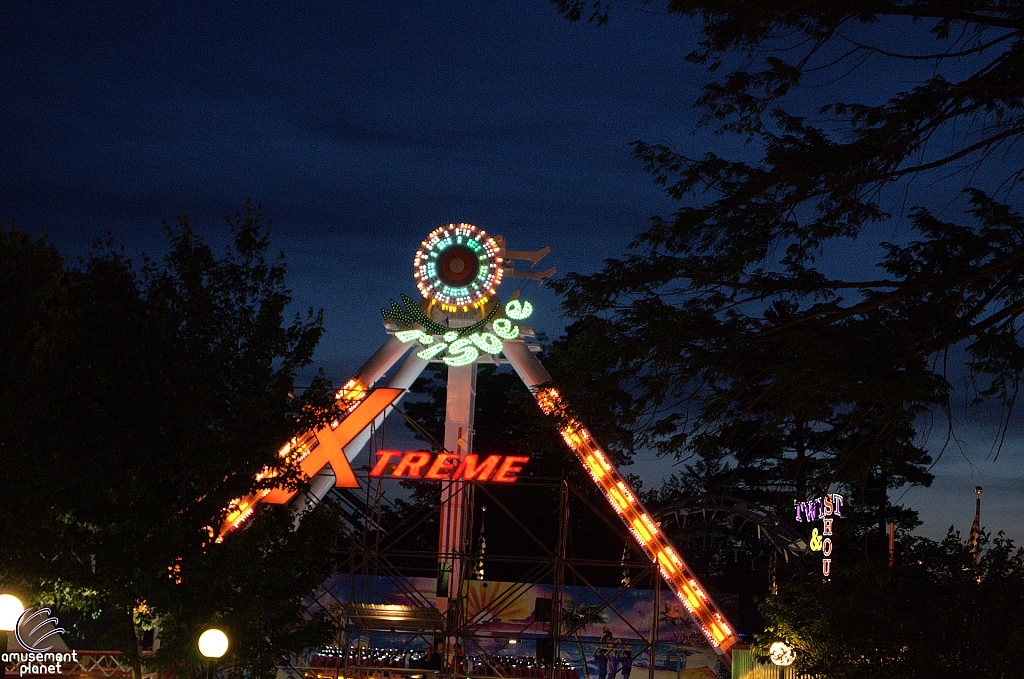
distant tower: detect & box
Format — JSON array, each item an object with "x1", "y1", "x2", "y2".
[{"x1": 968, "y1": 486, "x2": 982, "y2": 564}]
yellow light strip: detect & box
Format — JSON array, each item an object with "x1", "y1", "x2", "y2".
[
  {"x1": 608, "y1": 487, "x2": 630, "y2": 513},
  {"x1": 631, "y1": 518, "x2": 653, "y2": 545},
  {"x1": 217, "y1": 378, "x2": 371, "y2": 539},
  {"x1": 583, "y1": 454, "x2": 606, "y2": 479},
  {"x1": 535, "y1": 387, "x2": 740, "y2": 662}
]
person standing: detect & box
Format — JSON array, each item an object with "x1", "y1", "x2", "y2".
[
  {"x1": 607, "y1": 648, "x2": 621, "y2": 679},
  {"x1": 595, "y1": 629, "x2": 613, "y2": 679},
  {"x1": 423, "y1": 647, "x2": 442, "y2": 672},
  {"x1": 619, "y1": 648, "x2": 632, "y2": 679}
]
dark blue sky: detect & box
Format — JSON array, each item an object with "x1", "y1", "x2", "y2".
[
  {"x1": 2, "y1": 0, "x2": 1016, "y2": 543},
  {"x1": 0, "y1": 1, "x2": 706, "y2": 367}
]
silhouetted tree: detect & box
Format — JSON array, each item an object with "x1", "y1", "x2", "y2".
[
  {"x1": 0, "y1": 209, "x2": 344, "y2": 678},
  {"x1": 550, "y1": 0, "x2": 1024, "y2": 540},
  {"x1": 758, "y1": 530, "x2": 1024, "y2": 678}
]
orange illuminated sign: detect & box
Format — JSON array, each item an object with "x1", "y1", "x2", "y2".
[
  {"x1": 369, "y1": 450, "x2": 529, "y2": 482},
  {"x1": 218, "y1": 387, "x2": 402, "y2": 538}
]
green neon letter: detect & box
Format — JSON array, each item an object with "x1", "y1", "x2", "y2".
[
  {"x1": 470, "y1": 332, "x2": 503, "y2": 354},
  {"x1": 417, "y1": 343, "x2": 448, "y2": 360},
  {"x1": 492, "y1": 318, "x2": 520, "y2": 340},
  {"x1": 443, "y1": 338, "x2": 479, "y2": 366},
  {"x1": 396, "y1": 329, "x2": 433, "y2": 344},
  {"x1": 505, "y1": 299, "x2": 533, "y2": 320}
]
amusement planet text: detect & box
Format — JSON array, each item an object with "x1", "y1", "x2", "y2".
[{"x1": 2, "y1": 651, "x2": 79, "y2": 677}]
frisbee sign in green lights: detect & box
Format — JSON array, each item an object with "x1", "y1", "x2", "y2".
[
  {"x1": 390, "y1": 300, "x2": 534, "y2": 366},
  {"x1": 387, "y1": 296, "x2": 536, "y2": 366},
  {"x1": 414, "y1": 223, "x2": 503, "y2": 312}
]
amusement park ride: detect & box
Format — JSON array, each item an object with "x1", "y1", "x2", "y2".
[{"x1": 218, "y1": 224, "x2": 742, "y2": 669}]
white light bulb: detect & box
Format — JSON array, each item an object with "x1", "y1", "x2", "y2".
[
  {"x1": 0, "y1": 594, "x2": 24, "y2": 632},
  {"x1": 198, "y1": 628, "x2": 229, "y2": 658},
  {"x1": 769, "y1": 641, "x2": 796, "y2": 666}
]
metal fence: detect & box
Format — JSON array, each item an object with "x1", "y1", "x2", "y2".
[{"x1": 730, "y1": 650, "x2": 796, "y2": 679}]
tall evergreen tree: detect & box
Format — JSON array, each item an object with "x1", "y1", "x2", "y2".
[{"x1": 550, "y1": 0, "x2": 1024, "y2": 538}]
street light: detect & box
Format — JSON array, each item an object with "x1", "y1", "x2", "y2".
[
  {"x1": 0, "y1": 594, "x2": 25, "y2": 649},
  {"x1": 199, "y1": 628, "x2": 228, "y2": 658},
  {"x1": 768, "y1": 641, "x2": 795, "y2": 679},
  {"x1": 199, "y1": 628, "x2": 228, "y2": 679}
]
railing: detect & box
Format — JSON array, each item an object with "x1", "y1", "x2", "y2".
[
  {"x1": 284, "y1": 666, "x2": 439, "y2": 679},
  {"x1": 286, "y1": 662, "x2": 580, "y2": 679},
  {"x1": 469, "y1": 667, "x2": 579, "y2": 679}
]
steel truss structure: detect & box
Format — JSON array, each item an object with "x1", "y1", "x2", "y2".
[
  {"x1": 287, "y1": 471, "x2": 676, "y2": 679},
  {"x1": 656, "y1": 496, "x2": 808, "y2": 568}
]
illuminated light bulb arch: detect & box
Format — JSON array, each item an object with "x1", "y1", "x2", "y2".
[
  {"x1": 534, "y1": 386, "x2": 739, "y2": 655},
  {"x1": 414, "y1": 223, "x2": 503, "y2": 312}
]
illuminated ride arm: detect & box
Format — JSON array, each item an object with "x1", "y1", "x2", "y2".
[
  {"x1": 219, "y1": 336, "x2": 429, "y2": 538},
  {"x1": 502, "y1": 341, "x2": 741, "y2": 666}
]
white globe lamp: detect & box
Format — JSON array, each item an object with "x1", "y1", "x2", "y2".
[
  {"x1": 768, "y1": 641, "x2": 795, "y2": 678},
  {"x1": 0, "y1": 594, "x2": 25, "y2": 654},
  {"x1": 0, "y1": 594, "x2": 24, "y2": 632},
  {"x1": 198, "y1": 628, "x2": 229, "y2": 659}
]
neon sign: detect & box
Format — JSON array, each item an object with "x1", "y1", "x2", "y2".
[
  {"x1": 796, "y1": 493, "x2": 845, "y2": 578},
  {"x1": 369, "y1": 450, "x2": 529, "y2": 482},
  {"x1": 218, "y1": 387, "x2": 401, "y2": 538},
  {"x1": 385, "y1": 296, "x2": 534, "y2": 366},
  {"x1": 795, "y1": 493, "x2": 844, "y2": 522}
]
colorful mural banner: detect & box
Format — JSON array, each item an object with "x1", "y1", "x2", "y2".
[{"x1": 312, "y1": 576, "x2": 732, "y2": 679}]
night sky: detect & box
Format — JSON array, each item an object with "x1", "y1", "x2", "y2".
[{"x1": 2, "y1": 1, "x2": 1019, "y2": 544}]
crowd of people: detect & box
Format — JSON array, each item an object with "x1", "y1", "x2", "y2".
[{"x1": 306, "y1": 636, "x2": 635, "y2": 679}]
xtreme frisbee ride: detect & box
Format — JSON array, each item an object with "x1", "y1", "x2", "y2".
[{"x1": 219, "y1": 224, "x2": 741, "y2": 668}]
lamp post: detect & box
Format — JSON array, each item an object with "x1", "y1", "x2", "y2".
[
  {"x1": 768, "y1": 642, "x2": 795, "y2": 679},
  {"x1": 198, "y1": 629, "x2": 228, "y2": 679},
  {"x1": 0, "y1": 595, "x2": 25, "y2": 678},
  {"x1": 0, "y1": 598, "x2": 24, "y2": 651}
]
